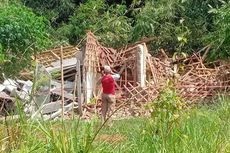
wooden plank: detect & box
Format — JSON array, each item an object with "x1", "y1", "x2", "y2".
[
  {"x1": 60, "y1": 46, "x2": 64, "y2": 118},
  {"x1": 123, "y1": 85, "x2": 139, "y2": 102},
  {"x1": 147, "y1": 56, "x2": 157, "y2": 84},
  {"x1": 50, "y1": 51, "x2": 61, "y2": 60},
  {"x1": 125, "y1": 66, "x2": 127, "y2": 86},
  {"x1": 77, "y1": 60, "x2": 82, "y2": 115},
  {"x1": 115, "y1": 81, "x2": 122, "y2": 93},
  {"x1": 127, "y1": 82, "x2": 148, "y2": 102}
]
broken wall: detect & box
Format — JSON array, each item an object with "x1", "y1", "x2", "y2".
[
  {"x1": 83, "y1": 32, "x2": 150, "y2": 103},
  {"x1": 83, "y1": 32, "x2": 101, "y2": 103}
]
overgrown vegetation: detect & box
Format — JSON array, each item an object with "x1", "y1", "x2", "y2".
[
  {"x1": 206, "y1": 2, "x2": 230, "y2": 59},
  {"x1": 0, "y1": 96, "x2": 229, "y2": 152},
  {"x1": 0, "y1": 3, "x2": 51, "y2": 77},
  {"x1": 1, "y1": 0, "x2": 230, "y2": 76},
  {"x1": 146, "y1": 80, "x2": 186, "y2": 150},
  {"x1": 21, "y1": 0, "x2": 228, "y2": 57}
]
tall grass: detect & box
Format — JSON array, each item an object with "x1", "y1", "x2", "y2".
[
  {"x1": 106, "y1": 96, "x2": 230, "y2": 153},
  {"x1": 0, "y1": 96, "x2": 229, "y2": 153}
]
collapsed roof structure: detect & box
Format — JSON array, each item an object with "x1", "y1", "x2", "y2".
[{"x1": 1, "y1": 32, "x2": 230, "y2": 120}]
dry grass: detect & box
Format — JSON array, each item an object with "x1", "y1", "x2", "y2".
[{"x1": 96, "y1": 134, "x2": 127, "y2": 144}]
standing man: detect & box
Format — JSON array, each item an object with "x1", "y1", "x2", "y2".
[{"x1": 98, "y1": 65, "x2": 120, "y2": 122}]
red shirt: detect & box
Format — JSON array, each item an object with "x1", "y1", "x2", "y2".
[{"x1": 101, "y1": 74, "x2": 115, "y2": 95}]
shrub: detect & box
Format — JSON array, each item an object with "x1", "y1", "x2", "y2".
[
  {"x1": 0, "y1": 4, "x2": 51, "y2": 77},
  {"x1": 146, "y1": 80, "x2": 185, "y2": 145}
]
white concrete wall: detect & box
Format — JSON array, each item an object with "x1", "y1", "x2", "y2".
[
  {"x1": 85, "y1": 71, "x2": 94, "y2": 102},
  {"x1": 137, "y1": 44, "x2": 147, "y2": 87}
]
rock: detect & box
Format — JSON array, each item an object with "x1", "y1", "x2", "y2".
[{"x1": 3, "y1": 79, "x2": 18, "y2": 93}]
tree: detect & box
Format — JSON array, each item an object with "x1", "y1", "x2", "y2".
[
  {"x1": 178, "y1": 0, "x2": 226, "y2": 53},
  {"x1": 132, "y1": 0, "x2": 184, "y2": 54},
  {"x1": 22, "y1": 0, "x2": 134, "y2": 46},
  {"x1": 0, "y1": 4, "x2": 51, "y2": 77},
  {"x1": 14, "y1": 0, "x2": 230, "y2": 61},
  {"x1": 131, "y1": 0, "x2": 227, "y2": 55},
  {"x1": 22, "y1": 0, "x2": 76, "y2": 27},
  {"x1": 68, "y1": 0, "x2": 132, "y2": 47},
  {"x1": 205, "y1": 1, "x2": 230, "y2": 60}
]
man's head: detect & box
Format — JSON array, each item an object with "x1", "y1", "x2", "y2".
[{"x1": 103, "y1": 65, "x2": 111, "y2": 74}]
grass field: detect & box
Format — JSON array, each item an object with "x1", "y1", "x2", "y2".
[{"x1": 0, "y1": 97, "x2": 230, "y2": 153}]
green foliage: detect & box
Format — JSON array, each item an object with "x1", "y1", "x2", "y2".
[
  {"x1": 68, "y1": 0, "x2": 132, "y2": 47},
  {"x1": 0, "y1": 115, "x2": 104, "y2": 152},
  {"x1": 132, "y1": 0, "x2": 227, "y2": 55},
  {"x1": 132, "y1": 0, "x2": 183, "y2": 53},
  {"x1": 96, "y1": 5, "x2": 132, "y2": 47},
  {"x1": 0, "y1": 4, "x2": 51, "y2": 77},
  {"x1": 146, "y1": 79, "x2": 185, "y2": 148},
  {"x1": 68, "y1": 0, "x2": 106, "y2": 42},
  {"x1": 21, "y1": 0, "x2": 76, "y2": 45},
  {"x1": 22, "y1": 0, "x2": 76, "y2": 27},
  {"x1": 205, "y1": 1, "x2": 230, "y2": 60},
  {"x1": 149, "y1": 80, "x2": 185, "y2": 121},
  {"x1": 179, "y1": 0, "x2": 224, "y2": 50},
  {"x1": 0, "y1": 44, "x2": 4, "y2": 63},
  {"x1": 3, "y1": 0, "x2": 227, "y2": 62}
]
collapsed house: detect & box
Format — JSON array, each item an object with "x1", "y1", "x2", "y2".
[
  {"x1": 34, "y1": 32, "x2": 152, "y2": 103},
  {"x1": 1, "y1": 32, "x2": 230, "y2": 119}
]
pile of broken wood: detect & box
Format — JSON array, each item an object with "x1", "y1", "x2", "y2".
[
  {"x1": 176, "y1": 52, "x2": 230, "y2": 102},
  {"x1": 82, "y1": 50, "x2": 230, "y2": 120}
]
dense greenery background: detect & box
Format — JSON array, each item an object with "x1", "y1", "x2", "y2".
[{"x1": 0, "y1": 0, "x2": 230, "y2": 76}]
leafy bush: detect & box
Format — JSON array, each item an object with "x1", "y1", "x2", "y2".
[
  {"x1": 146, "y1": 79, "x2": 185, "y2": 147},
  {"x1": 178, "y1": 0, "x2": 224, "y2": 50},
  {"x1": 0, "y1": 4, "x2": 51, "y2": 77}
]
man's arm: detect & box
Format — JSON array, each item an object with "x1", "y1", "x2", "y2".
[
  {"x1": 111, "y1": 73, "x2": 120, "y2": 81},
  {"x1": 111, "y1": 65, "x2": 126, "y2": 81}
]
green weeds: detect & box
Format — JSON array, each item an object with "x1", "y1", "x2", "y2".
[{"x1": 0, "y1": 95, "x2": 229, "y2": 153}]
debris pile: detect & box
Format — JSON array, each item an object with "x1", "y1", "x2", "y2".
[
  {"x1": 1, "y1": 32, "x2": 230, "y2": 120},
  {"x1": 176, "y1": 53, "x2": 230, "y2": 102}
]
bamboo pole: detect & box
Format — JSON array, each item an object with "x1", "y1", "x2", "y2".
[
  {"x1": 60, "y1": 46, "x2": 65, "y2": 118},
  {"x1": 77, "y1": 62, "x2": 83, "y2": 116},
  {"x1": 72, "y1": 62, "x2": 78, "y2": 119}
]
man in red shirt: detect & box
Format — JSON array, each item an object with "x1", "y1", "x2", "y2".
[{"x1": 98, "y1": 65, "x2": 120, "y2": 122}]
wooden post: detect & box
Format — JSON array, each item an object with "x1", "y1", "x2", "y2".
[
  {"x1": 72, "y1": 63, "x2": 77, "y2": 118},
  {"x1": 72, "y1": 59, "x2": 82, "y2": 117},
  {"x1": 60, "y1": 46, "x2": 65, "y2": 118},
  {"x1": 77, "y1": 60, "x2": 82, "y2": 116},
  {"x1": 125, "y1": 66, "x2": 127, "y2": 87}
]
